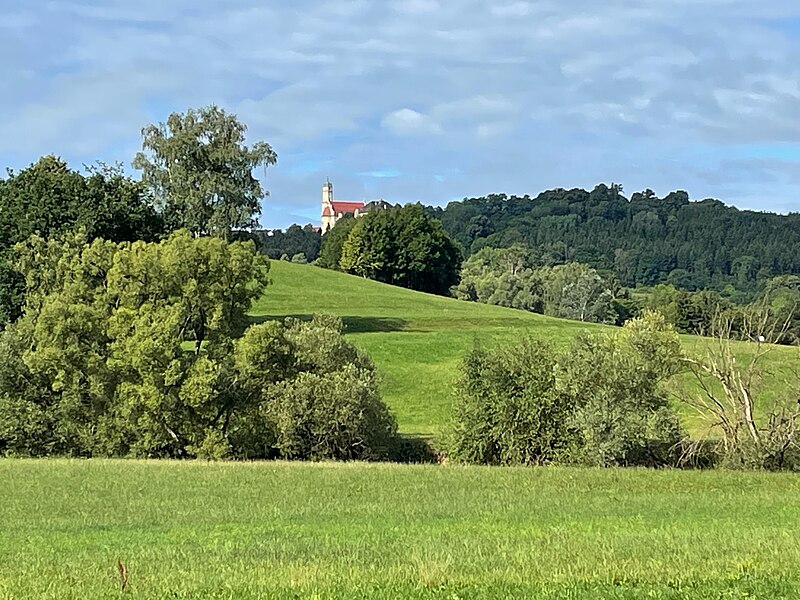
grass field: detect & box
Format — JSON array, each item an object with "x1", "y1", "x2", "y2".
[
  {"x1": 4, "y1": 264, "x2": 800, "y2": 599},
  {"x1": 252, "y1": 261, "x2": 799, "y2": 437},
  {"x1": 2, "y1": 459, "x2": 800, "y2": 599}
]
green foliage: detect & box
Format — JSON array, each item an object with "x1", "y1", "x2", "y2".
[
  {"x1": 762, "y1": 275, "x2": 800, "y2": 344},
  {"x1": 428, "y1": 185, "x2": 800, "y2": 294},
  {"x1": 316, "y1": 215, "x2": 357, "y2": 269},
  {"x1": 0, "y1": 230, "x2": 271, "y2": 457},
  {"x1": 253, "y1": 224, "x2": 321, "y2": 261},
  {"x1": 560, "y1": 312, "x2": 685, "y2": 467},
  {"x1": 0, "y1": 253, "x2": 24, "y2": 326},
  {"x1": 0, "y1": 234, "x2": 398, "y2": 461},
  {"x1": 133, "y1": 105, "x2": 277, "y2": 238},
  {"x1": 644, "y1": 284, "x2": 728, "y2": 335},
  {"x1": 0, "y1": 156, "x2": 162, "y2": 245},
  {"x1": 450, "y1": 339, "x2": 573, "y2": 465},
  {"x1": 0, "y1": 156, "x2": 163, "y2": 327},
  {"x1": 230, "y1": 315, "x2": 397, "y2": 461},
  {"x1": 456, "y1": 247, "x2": 623, "y2": 324},
  {"x1": 641, "y1": 279, "x2": 800, "y2": 344},
  {"x1": 450, "y1": 312, "x2": 685, "y2": 467},
  {"x1": 453, "y1": 245, "x2": 546, "y2": 312},
  {"x1": 542, "y1": 262, "x2": 617, "y2": 323},
  {"x1": 268, "y1": 365, "x2": 396, "y2": 460},
  {"x1": 339, "y1": 204, "x2": 462, "y2": 295}
]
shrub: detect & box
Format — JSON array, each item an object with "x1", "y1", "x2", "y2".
[
  {"x1": 0, "y1": 231, "x2": 398, "y2": 461},
  {"x1": 559, "y1": 312, "x2": 685, "y2": 467},
  {"x1": 268, "y1": 365, "x2": 396, "y2": 461},
  {"x1": 450, "y1": 339, "x2": 574, "y2": 465},
  {"x1": 449, "y1": 312, "x2": 686, "y2": 467}
]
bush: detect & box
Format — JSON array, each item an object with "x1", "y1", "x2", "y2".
[
  {"x1": 0, "y1": 231, "x2": 399, "y2": 461},
  {"x1": 450, "y1": 339, "x2": 574, "y2": 465},
  {"x1": 559, "y1": 313, "x2": 686, "y2": 467},
  {"x1": 291, "y1": 253, "x2": 307, "y2": 264},
  {"x1": 247, "y1": 315, "x2": 398, "y2": 461},
  {"x1": 449, "y1": 312, "x2": 686, "y2": 467},
  {"x1": 268, "y1": 365, "x2": 396, "y2": 460}
]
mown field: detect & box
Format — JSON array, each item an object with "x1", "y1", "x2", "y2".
[
  {"x1": 253, "y1": 261, "x2": 799, "y2": 436},
  {"x1": 4, "y1": 263, "x2": 800, "y2": 599},
  {"x1": 2, "y1": 459, "x2": 800, "y2": 599}
]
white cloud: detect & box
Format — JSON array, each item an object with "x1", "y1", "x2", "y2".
[{"x1": 382, "y1": 108, "x2": 442, "y2": 136}]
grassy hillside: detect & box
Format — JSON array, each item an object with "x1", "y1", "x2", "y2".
[
  {"x1": 252, "y1": 262, "x2": 798, "y2": 437},
  {"x1": 252, "y1": 261, "x2": 603, "y2": 434},
  {"x1": 2, "y1": 459, "x2": 800, "y2": 599}
]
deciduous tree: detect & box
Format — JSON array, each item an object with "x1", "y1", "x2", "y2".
[
  {"x1": 339, "y1": 204, "x2": 461, "y2": 295},
  {"x1": 0, "y1": 156, "x2": 163, "y2": 326},
  {"x1": 133, "y1": 105, "x2": 277, "y2": 238}
]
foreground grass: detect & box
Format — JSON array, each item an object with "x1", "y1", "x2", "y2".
[
  {"x1": 1, "y1": 459, "x2": 799, "y2": 599},
  {"x1": 253, "y1": 261, "x2": 799, "y2": 436}
]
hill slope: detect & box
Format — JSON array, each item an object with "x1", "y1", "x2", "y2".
[
  {"x1": 251, "y1": 261, "x2": 797, "y2": 436},
  {"x1": 251, "y1": 261, "x2": 600, "y2": 434}
]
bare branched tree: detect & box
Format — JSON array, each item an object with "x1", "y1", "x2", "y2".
[{"x1": 679, "y1": 302, "x2": 800, "y2": 469}]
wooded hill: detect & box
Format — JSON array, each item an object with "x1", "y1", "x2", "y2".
[{"x1": 426, "y1": 185, "x2": 800, "y2": 294}]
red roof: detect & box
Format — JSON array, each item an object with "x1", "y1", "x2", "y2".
[
  {"x1": 331, "y1": 201, "x2": 365, "y2": 214},
  {"x1": 322, "y1": 206, "x2": 333, "y2": 217}
]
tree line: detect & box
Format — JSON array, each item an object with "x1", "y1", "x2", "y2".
[
  {"x1": 0, "y1": 106, "x2": 276, "y2": 328},
  {"x1": 302, "y1": 184, "x2": 799, "y2": 340},
  {"x1": 425, "y1": 184, "x2": 800, "y2": 294}
]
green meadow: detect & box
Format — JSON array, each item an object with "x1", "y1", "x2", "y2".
[
  {"x1": 3, "y1": 261, "x2": 800, "y2": 599},
  {"x1": 253, "y1": 261, "x2": 799, "y2": 437},
  {"x1": 2, "y1": 459, "x2": 800, "y2": 599}
]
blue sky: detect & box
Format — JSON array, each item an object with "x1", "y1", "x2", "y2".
[{"x1": 2, "y1": 1, "x2": 800, "y2": 229}]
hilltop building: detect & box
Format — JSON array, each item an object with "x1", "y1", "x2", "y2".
[{"x1": 320, "y1": 179, "x2": 392, "y2": 233}]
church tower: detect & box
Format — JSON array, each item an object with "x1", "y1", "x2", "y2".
[{"x1": 321, "y1": 179, "x2": 335, "y2": 233}]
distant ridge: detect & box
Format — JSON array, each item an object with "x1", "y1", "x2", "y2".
[{"x1": 426, "y1": 184, "x2": 800, "y2": 292}]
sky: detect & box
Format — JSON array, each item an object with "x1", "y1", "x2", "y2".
[{"x1": 2, "y1": 1, "x2": 800, "y2": 229}]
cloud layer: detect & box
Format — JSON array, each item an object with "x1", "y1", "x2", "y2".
[{"x1": 2, "y1": 0, "x2": 800, "y2": 227}]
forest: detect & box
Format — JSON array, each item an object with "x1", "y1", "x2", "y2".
[{"x1": 425, "y1": 184, "x2": 800, "y2": 296}]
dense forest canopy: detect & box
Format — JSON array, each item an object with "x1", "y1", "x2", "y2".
[{"x1": 426, "y1": 184, "x2": 800, "y2": 294}]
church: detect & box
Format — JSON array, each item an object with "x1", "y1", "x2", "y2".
[{"x1": 320, "y1": 179, "x2": 392, "y2": 233}]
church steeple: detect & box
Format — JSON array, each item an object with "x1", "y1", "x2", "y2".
[
  {"x1": 322, "y1": 178, "x2": 333, "y2": 207},
  {"x1": 321, "y1": 178, "x2": 335, "y2": 234}
]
